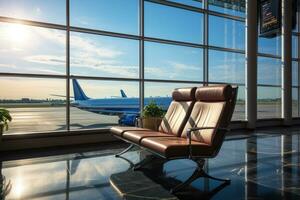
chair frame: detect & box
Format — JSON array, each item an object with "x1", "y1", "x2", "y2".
[
  {"x1": 114, "y1": 126, "x2": 231, "y2": 193},
  {"x1": 112, "y1": 85, "x2": 237, "y2": 193}
]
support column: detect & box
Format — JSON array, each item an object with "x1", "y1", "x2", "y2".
[
  {"x1": 282, "y1": 0, "x2": 293, "y2": 125},
  {"x1": 245, "y1": 0, "x2": 258, "y2": 129}
]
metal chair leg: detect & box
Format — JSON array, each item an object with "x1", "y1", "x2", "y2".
[
  {"x1": 200, "y1": 169, "x2": 231, "y2": 183},
  {"x1": 170, "y1": 167, "x2": 202, "y2": 194},
  {"x1": 115, "y1": 144, "x2": 135, "y2": 157},
  {"x1": 133, "y1": 155, "x2": 156, "y2": 171},
  {"x1": 170, "y1": 159, "x2": 230, "y2": 194}
]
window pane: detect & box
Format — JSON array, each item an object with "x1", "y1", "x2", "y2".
[
  {"x1": 292, "y1": 35, "x2": 298, "y2": 59},
  {"x1": 233, "y1": 85, "x2": 245, "y2": 121},
  {"x1": 70, "y1": 0, "x2": 139, "y2": 35},
  {"x1": 0, "y1": 77, "x2": 66, "y2": 135},
  {"x1": 0, "y1": 0, "x2": 66, "y2": 24},
  {"x1": 258, "y1": 57, "x2": 281, "y2": 86},
  {"x1": 209, "y1": 15, "x2": 245, "y2": 50},
  {"x1": 209, "y1": 50, "x2": 245, "y2": 84},
  {"x1": 145, "y1": 42, "x2": 203, "y2": 81},
  {"x1": 257, "y1": 86, "x2": 281, "y2": 119},
  {"x1": 292, "y1": 61, "x2": 298, "y2": 86},
  {"x1": 258, "y1": 36, "x2": 281, "y2": 56},
  {"x1": 292, "y1": 87, "x2": 299, "y2": 117},
  {"x1": 208, "y1": 0, "x2": 245, "y2": 17},
  {"x1": 70, "y1": 32, "x2": 139, "y2": 78},
  {"x1": 167, "y1": 0, "x2": 202, "y2": 8},
  {"x1": 145, "y1": 2, "x2": 203, "y2": 44},
  {"x1": 70, "y1": 80, "x2": 139, "y2": 130},
  {"x1": 0, "y1": 23, "x2": 66, "y2": 75}
]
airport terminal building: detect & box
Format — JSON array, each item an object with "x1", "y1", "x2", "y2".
[{"x1": 0, "y1": 0, "x2": 300, "y2": 199}]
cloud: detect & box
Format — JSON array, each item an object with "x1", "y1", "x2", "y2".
[
  {"x1": 0, "y1": 63, "x2": 16, "y2": 68},
  {"x1": 23, "y1": 29, "x2": 134, "y2": 77},
  {"x1": 35, "y1": 28, "x2": 123, "y2": 59},
  {"x1": 23, "y1": 54, "x2": 138, "y2": 77},
  {"x1": 167, "y1": 61, "x2": 199, "y2": 71},
  {"x1": 24, "y1": 55, "x2": 65, "y2": 66}
]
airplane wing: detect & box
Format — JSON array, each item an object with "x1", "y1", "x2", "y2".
[{"x1": 51, "y1": 94, "x2": 74, "y2": 98}]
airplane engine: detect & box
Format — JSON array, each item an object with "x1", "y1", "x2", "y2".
[{"x1": 119, "y1": 114, "x2": 138, "y2": 126}]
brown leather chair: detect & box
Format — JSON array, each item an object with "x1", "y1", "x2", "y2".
[
  {"x1": 141, "y1": 85, "x2": 237, "y2": 192},
  {"x1": 111, "y1": 85, "x2": 237, "y2": 193},
  {"x1": 110, "y1": 87, "x2": 197, "y2": 156}
]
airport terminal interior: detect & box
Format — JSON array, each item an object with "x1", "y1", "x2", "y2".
[{"x1": 1, "y1": 0, "x2": 300, "y2": 199}]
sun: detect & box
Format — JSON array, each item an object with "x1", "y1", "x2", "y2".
[{"x1": 5, "y1": 23, "x2": 30, "y2": 45}]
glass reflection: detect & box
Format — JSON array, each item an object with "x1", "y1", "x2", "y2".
[
  {"x1": 245, "y1": 137, "x2": 257, "y2": 199},
  {"x1": 292, "y1": 87, "x2": 299, "y2": 117},
  {"x1": 208, "y1": 1, "x2": 245, "y2": 17},
  {"x1": 1, "y1": 132, "x2": 300, "y2": 199},
  {"x1": 209, "y1": 50, "x2": 245, "y2": 84},
  {"x1": 209, "y1": 16, "x2": 245, "y2": 50}
]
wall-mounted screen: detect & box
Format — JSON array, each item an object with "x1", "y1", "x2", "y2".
[{"x1": 259, "y1": 0, "x2": 281, "y2": 38}]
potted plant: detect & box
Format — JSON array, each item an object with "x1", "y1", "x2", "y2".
[
  {"x1": 0, "y1": 109, "x2": 12, "y2": 137},
  {"x1": 141, "y1": 101, "x2": 165, "y2": 131}
]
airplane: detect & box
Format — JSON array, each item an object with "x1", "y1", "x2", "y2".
[{"x1": 71, "y1": 79, "x2": 172, "y2": 126}]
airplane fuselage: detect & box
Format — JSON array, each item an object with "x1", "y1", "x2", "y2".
[{"x1": 71, "y1": 97, "x2": 172, "y2": 116}]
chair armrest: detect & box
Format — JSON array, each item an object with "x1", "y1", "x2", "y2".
[
  {"x1": 186, "y1": 126, "x2": 230, "y2": 159},
  {"x1": 187, "y1": 127, "x2": 230, "y2": 133}
]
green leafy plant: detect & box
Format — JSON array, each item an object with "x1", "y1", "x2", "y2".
[
  {"x1": 0, "y1": 109, "x2": 12, "y2": 131},
  {"x1": 142, "y1": 101, "x2": 165, "y2": 118}
]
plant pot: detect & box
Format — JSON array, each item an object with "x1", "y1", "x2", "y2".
[{"x1": 141, "y1": 117, "x2": 162, "y2": 131}]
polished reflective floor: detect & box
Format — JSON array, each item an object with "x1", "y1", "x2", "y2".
[{"x1": 1, "y1": 128, "x2": 300, "y2": 199}]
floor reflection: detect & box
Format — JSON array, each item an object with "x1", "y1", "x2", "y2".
[{"x1": 1, "y1": 129, "x2": 300, "y2": 199}]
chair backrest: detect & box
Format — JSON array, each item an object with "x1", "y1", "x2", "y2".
[
  {"x1": 158, "y1": 87, "x2": 197, "y2": 136},
  {"x1": 181, "y1": 85, "x2": 237, "y2": 149}
]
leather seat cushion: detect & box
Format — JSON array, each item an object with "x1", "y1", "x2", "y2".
[
  {"x1": 122, "y1": 131, "x2": 175, "y2": 144},
  {"x1": 110, "y1": 126, "x2": 150, "y2": 137},
  {"x1": 141, "y1": 137, "x2": 214, "y2": 158}
]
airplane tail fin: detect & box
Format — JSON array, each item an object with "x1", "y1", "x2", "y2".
[
  {"x1": 120, "y1": 89, "x2": 127, "y2": 98},
  {"x1": 72, "y1": 79, "x2": 90, "y2": 101}
]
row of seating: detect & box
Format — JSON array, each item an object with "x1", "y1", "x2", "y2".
[{"x1": 110, "y1": 84, "x2": 237, "y2": 193}]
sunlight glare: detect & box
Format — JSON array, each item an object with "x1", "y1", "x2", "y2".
[
  {"x1": 12, "y1": 176, "x2": 26, "y2": 199},
  {"x1": 5, "y1": 23, "x2": 30, "y2": 45}
]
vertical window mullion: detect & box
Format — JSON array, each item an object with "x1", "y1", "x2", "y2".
[
  {"x1": 139, "y1": 0, "x2": 145, "y2": 113},
  {"x1": 203, "y1": 0, "x2": 208, "y2": 85},
  {"x1": 66, "y1": 0, "x2": 70, "y2": 131}
]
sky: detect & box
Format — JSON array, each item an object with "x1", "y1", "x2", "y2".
[{"x1": 0, "y1": 0, "x2": 298, "y2": 100}]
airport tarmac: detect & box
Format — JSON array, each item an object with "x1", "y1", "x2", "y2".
[
  {"x1": 4, "y1": 107, "x2": 119, "y2": 135},
  {"x1": 2, "y1": 103, "x2": 293, "y2": 135}
]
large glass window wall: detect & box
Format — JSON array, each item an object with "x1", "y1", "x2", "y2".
[{"x1": 1, "y1": 0, "x2": 298, "y2": 135}]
